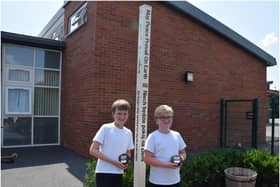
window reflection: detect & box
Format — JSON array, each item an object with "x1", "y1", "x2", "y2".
[
  {"x1": 34, "y1": 118, "x2": 58, "y2": 144},
  {"x1": 5, "y1": 45, "x2": 34, "y2": 66},
  {"x1": 3, "y1": 117, "x2": 32, "y2": 146},
  {"x1": 36, "y1": 49, "x2": 60, "y2": 69}
]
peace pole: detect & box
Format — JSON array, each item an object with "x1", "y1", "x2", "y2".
[{"x1": 134, "y1": 4, "x2": 152, "y2": 187}]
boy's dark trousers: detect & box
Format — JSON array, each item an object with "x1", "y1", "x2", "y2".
[{"x1": 95, "y1": 173, "x2": 123, "y2": 187}]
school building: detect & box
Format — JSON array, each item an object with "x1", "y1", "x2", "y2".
[{"x1": 1, "y1": 1, "x2": 277, "y2": 157}]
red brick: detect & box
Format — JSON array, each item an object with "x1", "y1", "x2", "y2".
[{"x1": 61, "y1": 2, "x2": 270, "y2": 157}]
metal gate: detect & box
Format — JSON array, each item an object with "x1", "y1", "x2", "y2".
[
  {"x1": 269, "y1": 95, "x2": 278, "y2": 155},
  {"x1": 220, "y1": 98, "x2": 258, "y2": 148}
]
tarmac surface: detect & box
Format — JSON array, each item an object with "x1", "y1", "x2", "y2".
[{"x1": 1, "y1": 146, "x2": 88, "y2": 187}]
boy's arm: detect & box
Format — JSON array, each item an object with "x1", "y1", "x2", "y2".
[
  {"x1": 89, "y1": 141, "x2": 127, "y2": 170},
  {"x1": 126, "y1": 149, "x2": 133, "y2": 163},
  {"x1": 179, "y1": 148, "x2": 187, "y2": 161},
  {"x1": 144, "y1": 150, "x2": 178, "y2": 169},
  {"x1": 126, "y1": 149, "x2": 132, "y2": 158}
]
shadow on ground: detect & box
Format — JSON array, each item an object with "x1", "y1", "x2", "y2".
[{"x1": 1, "y1": 146, "x2": 89, "y2": 187}]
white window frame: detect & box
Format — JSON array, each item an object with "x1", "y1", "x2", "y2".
[
  {"x1": 68, "y1": 2, "x2": 88, "y2": 34},
  {"x1": 5, "y1": 86, "x2": 33, "y2": 115},
  {"x1": 5, "y1": 66, "x2": 34, "y2": 85}
]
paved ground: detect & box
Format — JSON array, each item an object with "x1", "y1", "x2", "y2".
[{"x1": 1, "y1": 146, "x2": 88, "y2": 187}]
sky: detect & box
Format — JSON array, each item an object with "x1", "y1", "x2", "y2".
[
  {"x1": 1, "y1": 0, "x2": 279, "y2": 90},
  {"x1": 188, "y1": 0, "x2": 279, "y2": 90}
]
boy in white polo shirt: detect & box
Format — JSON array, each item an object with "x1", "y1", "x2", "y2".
[
  {"x1": 144, "y1": 105, "x2": 187, "y2": 187},
  {"x1": 89, "y1": 99, "x2": 134, "y2": 187}
]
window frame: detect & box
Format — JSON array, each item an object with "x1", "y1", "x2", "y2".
[
  {"x1": 5, "y1": 86, "x2": 33, "y2": 115},
  {"x1": 68, "y1": 2, "x2": 88, "y2": 34},
  {"x1": 5, "y1": 66, "x2": 34, "y2": 85}
]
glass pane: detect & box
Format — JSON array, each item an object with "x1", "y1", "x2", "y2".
[
  {"x1": 34, "y1": 88, "x2": 59, "y2": 115},
  {"x1": 69, "y1": 3, "x2": 87, "y2": 33},
  {"x1": 5, "y1": 45, "x2": 33, "y2": 66},
  {"x1": 34, "y1": 118, "x2": 58, "y2": 144},
  {"x1": 3, "y1": 117, "x2": 32, "y2": 146},
  {"x1": 70, "y1": 14, "x2": 81, "y2": 32},
  {"x1": 9, "y1": 69, "x2": 30, "y2": 82},
  {"x1": 8, "y1": 88, "x2": 30, "y2": 113},
  {"x1": 35, "y1": 69, "x2": 59, "y2": 86},
  {"x1": 35, "y1": 49, "x2": 60, "y2": 69}
]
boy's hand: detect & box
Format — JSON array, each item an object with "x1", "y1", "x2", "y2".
[
  {"x1": 113, "y1": 160, "x2": 129, "y2": 170},
  {"x1": 166, "y1": 162, "x2": 180, "y2": 169}
]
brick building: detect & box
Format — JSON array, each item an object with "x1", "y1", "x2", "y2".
[{"x1": 1, "y1": 1, "x2": 277, "y2": 157}]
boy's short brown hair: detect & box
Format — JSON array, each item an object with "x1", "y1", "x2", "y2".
[
  {"x1": 154, "y1": 105, "x2": 174, "y2": 117},
  {"x1": 112, "y1": 99, "x2": 131, "y2": 112}
]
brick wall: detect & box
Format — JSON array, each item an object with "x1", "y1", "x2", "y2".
[
  {"x1": 62, "y1": 1, "x2": 269, "y2": 157},
  {"x1": 226, "y1": 101, "x2": 255, "y2": 147}
]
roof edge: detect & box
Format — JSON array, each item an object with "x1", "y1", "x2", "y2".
[{"x1": 1, "y1": 31, "x2": 65, "y2": 50}]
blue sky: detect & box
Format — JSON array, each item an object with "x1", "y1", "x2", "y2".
[{"x1": 1, "y1": 0, "x2": 279, "y2": 90}]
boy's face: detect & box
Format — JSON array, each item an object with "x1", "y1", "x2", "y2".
[
  {"x1": 155, "y1": 113, "x2": 173, "y2": 131},
  {"x1": 112, "y1": 108, "x2": 129, "y2": 126}
]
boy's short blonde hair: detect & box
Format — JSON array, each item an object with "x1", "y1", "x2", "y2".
[
  {"x1": 112, "y1": 99, "x2": 131, "y2": 112},
  {"x1": 154, "y1": 105, "x2": 174, "y2": 117}
]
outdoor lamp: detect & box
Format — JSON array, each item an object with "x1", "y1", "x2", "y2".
[{"x1": 184, "y1": 71, "x2": 193, "y2": 82}]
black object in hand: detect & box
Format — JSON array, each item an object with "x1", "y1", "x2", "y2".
[
  {"x1": 170, "y1": 155, "x2": 182, "y2": 166},
  {"x1": 118, "y1": 153, "x2": 129, "y2": 164}
]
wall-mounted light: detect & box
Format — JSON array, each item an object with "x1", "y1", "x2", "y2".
[{"x1": 184, "y1": 71, "x2": 193, "y2": 82}]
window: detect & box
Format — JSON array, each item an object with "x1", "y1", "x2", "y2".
[
  {"x1": 5, "y1": 87, "x2": 32, "y2": 114},
  {"x1": 35, "y1": 49, "x2": 60, "y2": 69},
  {"x1": 34, "y1": 118, "x2": 58, "y2": 144},
  {"x1": 8, "y1": 68, "x2": 31, "y2": 82},
  {"x1": 3, "y1": 117, "x2": 32, "y2": 146},
  {"x1": 68, "y1": 2, "x2": 87, "y2": 34},
  {"x1": 34, "y1": 88, "x2": 59, "y2": 115},
  {"x1": 35, "y1": 69, "x2": 59, "y2": 86},
  {"x1": 2, "y1": 43, "x2": 62, "y2": 147},
  {"x1": 5, "y1": 45, "x2": 34, "y2": 67}
]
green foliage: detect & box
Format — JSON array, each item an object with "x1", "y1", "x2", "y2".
[
  {"x1": 181, "y1": 148, "x2": 279, "y2": 187},
  {"x1": 83, "y1": 160, "x2": 96, "y2": 187},
  {"x1": 242, "y1": 149, "x2": 279, "y2": 187},
  {"x1": 84, "y1": 149, "x2": 279, "y2": 187},
  {"x1": 123, "y1": 164, "x2": 150, "y2": 187},
  {"x1": 181, "y1": 148, "x2": 244, "y2": 187},
  {"x1": 122, "y1": 164, "x2": 134, "y2": 187}
]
